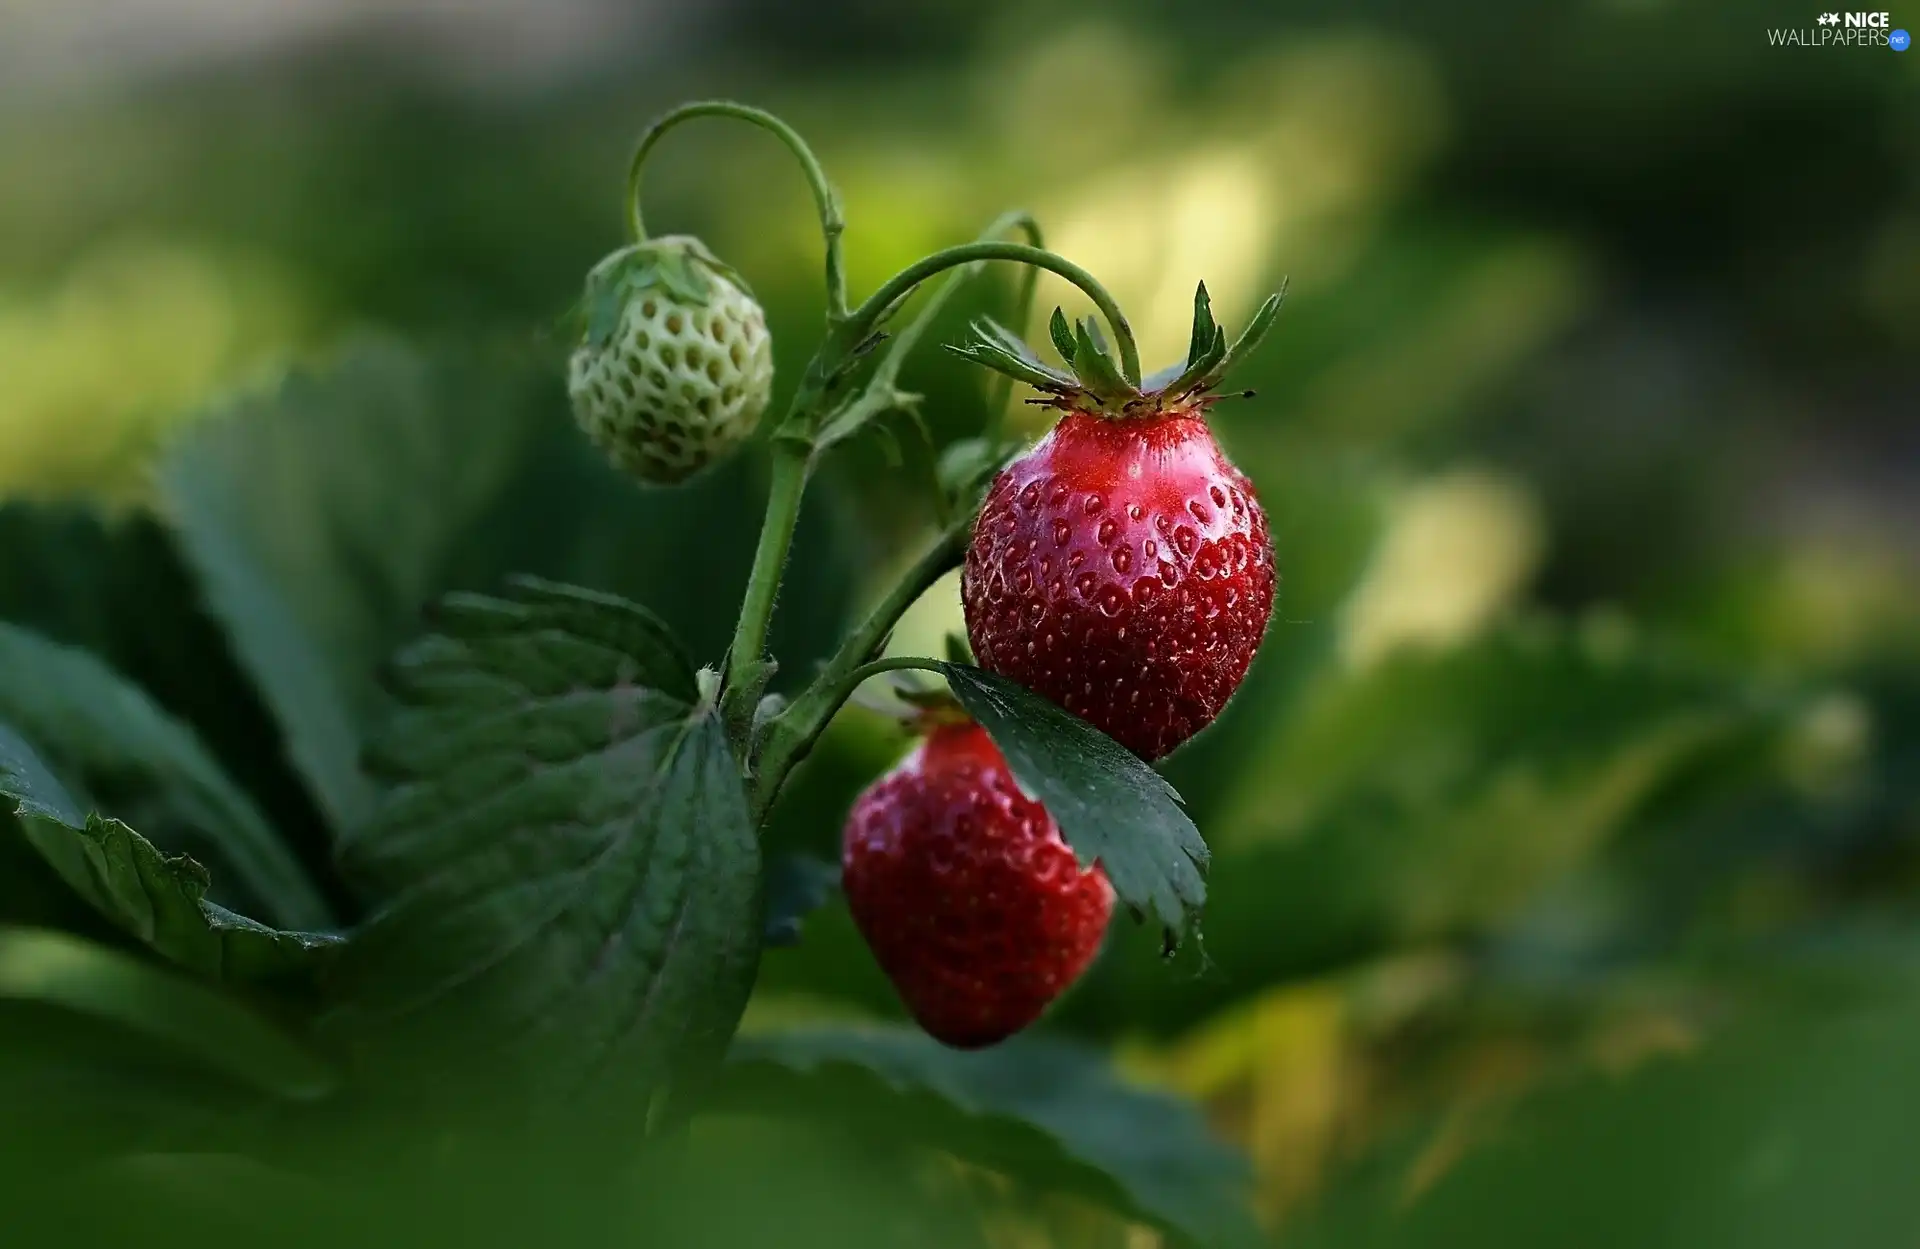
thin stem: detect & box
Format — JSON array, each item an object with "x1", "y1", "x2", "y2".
[
  {"x1": 988, "y1": 221, "x2": 1046, "y2": 434},
  {"x1": 722, "y1": 439, "x2": 811, "y2": 729},
  {"x1": 627, "y1": 100, "x2": 848, "y2": 320},
  {"x1": 870, "y1": 211, "x2": 1043, "y2": 391},
  {"x1": 828, "y1": 654, "x2": 943, "y2": 692},
  {"x1": 828, "y1": 524, "x2": 966, "y2": 693},
  {"x1": 847, "y1": 241, "x2": 1141, "y2": 388},
  {"x1": 750, "y1": 526, "x2": 966, "y2": 817}
]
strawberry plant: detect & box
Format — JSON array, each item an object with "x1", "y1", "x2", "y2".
[
  {"x1": 1, "y1": 91, "x2": 1882, "y2": 1249},
  {"x1": 0, "y1": 100, "x2": 1282, "y2": 1246}
]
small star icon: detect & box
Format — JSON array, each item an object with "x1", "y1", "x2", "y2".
[{"x1": 1818, "y1": 11, "x2": 1840, "y2": 24}]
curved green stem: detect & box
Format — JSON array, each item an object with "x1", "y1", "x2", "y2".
[
  {"x1": 750, "y1": 526, "x2": 967, "y2": 818},
  {"x1": 987, "y1": 220, "x2": 1045, "y2": 432},
  {"x1": 847, "y1": 241, "x2": 1140, "y2": 387},
  {"x1": 870, "y1": 211, "x2": 1043, "y2": 391},
  {"x1": 827, "y1": 654, "x2": 943, "y2": 692},
  {"x1": 836, "y1": 525, "x2": 966, "y2": 681},
  {"x1": 627, "y1": 100, "x2": 848, "y2": 320}
]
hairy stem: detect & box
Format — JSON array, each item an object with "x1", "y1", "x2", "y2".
[
  {"x1": 722, "y1": 439, "x2": 812, "y2": 737},
  {"x1": 627, "y1": 100, "x2": 848, "y2": 320}
]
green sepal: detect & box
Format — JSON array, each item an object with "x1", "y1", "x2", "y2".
[
  {"x1": 946, "y1": 278, "x2": 1287, "y2": 419},
  {"x1": 943, "y1": 318, "x2": 1077, "y2": 393},
  {"x1": 1048, "y1": 307, "x2": 1078, "y2": 364},
  {"x1": 1153, "y1": 283, "x2": 1232, "y2": 398},
  {"x1": 1067, "y1": 317, "x2": 1141, "y2": 407},
  {"x1": 1208, "y1": 283, "x2": 1286, "y2": 387},
  {"x1": 574, "y1": 235, "x2": 755, "y2": 351},
  {"x1": 1186, "y1": 281, "x2": 1219, "y2": 375}
]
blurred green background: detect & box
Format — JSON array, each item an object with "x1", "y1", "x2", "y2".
[{"x1": 2, "y1": 0, "x2": 1917, "y2": 1243}]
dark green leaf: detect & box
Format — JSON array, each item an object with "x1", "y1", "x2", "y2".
[
  {"x1": 718, "y1": 1026, "x2": 1260, "y2": 1247},
  {"x1": 1292, "y1": 999, "x2": 1920, "y2": 1249},
  {"x1": 158, "y1": 340, "x2": 547, "y2": 835},
  {"x1": 0, "y1": 502, "x2": 336, "y2": 907},
  {"x1": 932, "y1": 663, "x2": 1207, "y2": 936},
  {"x1": 0, "y1": 723, "x2": 343, "y2": 985},
  {"x1": 1192, "y1": 621, "x2": 1782, "y2": 982},
  {"x1": 0, "y1": 622, "x2": 329, "y2": 929},
  {"x1": 0, "y1": 927, "x2": 336, "y2": 1101},
  {"x1": 329, "y1": 580, "x2": 760, "y2": 1121},
  {"x1": 764, "y1": 854, "x2": 840, "y2": 947},
  {"x1": 157, "y1": 343, "x2": 856, "y2": 843}
]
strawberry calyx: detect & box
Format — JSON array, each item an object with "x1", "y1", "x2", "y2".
[
  {"x1": 946, "y1": 280, "x2": 1286, "y2": 421},
  {"x1": 576, "y1": 234, "x2": 758, "y2": 351}
]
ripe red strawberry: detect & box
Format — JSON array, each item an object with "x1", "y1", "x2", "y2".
[
  {"x1": 841, "y1": 720, "x2": 1113, "y2": 1048},
  {"x1": 952, "y1": 285, "x2": 1283, "y2": 760}
]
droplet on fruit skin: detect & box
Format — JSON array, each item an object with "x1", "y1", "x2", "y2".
[
  {"x1": 961, "y1": 410, "x2": 1277, "y2": 761},
  {"x1": 841, "y1": 721, "x2": 1113, "y2": 1047}
]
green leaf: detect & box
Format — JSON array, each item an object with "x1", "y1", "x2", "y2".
[
  {"x1": 0, "y1": 723, "x2": 343, "y2": 985},
  {"x1": 932, "y1": 662, "x2": 1207, "y2": 937},
  {"x1": 1192, "y1": 620, "x2": 1780, "y2": 981},
  {"x1": 0, "y1": 622, "x2": 329, "y2": 929},
  {"x1": 0, "y1": 927, "x2": 337, "y2": 1101},
  {"x1": 764, "y1": 853, "x2": 840, "y2": 947},
  {"x1": 718, "y1": 1026, "x2": 1260, "y2": 1247},
  {"x1": 157, "y1": 341, "x2": 547, "y2": 836},
  {"x1": 329, "y1": 579, "x2": 761, "y2": 1120},
  {"x1": 0, "y1": 502, "x2": 333, "y2": 888},
  {"x1": 1292, "y1": 999, "x2": 1920, "y2": 1249},
  {"x1": 0, "y1": 718, "x2": 82, "y2": 825}
]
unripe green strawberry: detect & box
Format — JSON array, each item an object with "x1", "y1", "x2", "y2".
[{"x1": 568, "y1": 235, "x2": 774, "y2": 484}]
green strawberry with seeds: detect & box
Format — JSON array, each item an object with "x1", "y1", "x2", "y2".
[{"x1": 568, "y1": 235, "x2": 774, "y2": 485}]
